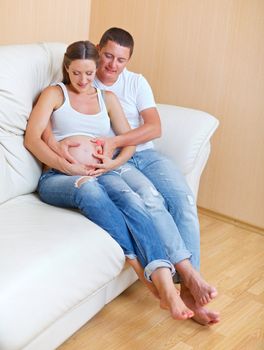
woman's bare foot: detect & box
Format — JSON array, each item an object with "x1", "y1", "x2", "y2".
[
  {"x1": 151, "y1": 268, "x2": 194, "y2": 320},
  {"x1": 176, "y1": 260, "x2": 217, "y2": 306},
  {"x1": 180, "y1": 284, "x2": 220, "y2": 325}
]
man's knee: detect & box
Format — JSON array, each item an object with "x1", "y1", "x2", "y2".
[{"x1": 139, "y1": 185, "x2": 165, "y2": 209}]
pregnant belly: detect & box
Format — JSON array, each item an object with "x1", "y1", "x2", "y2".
[{"x1": 61, "y1": 135, "x2": 101, "y2": 167}]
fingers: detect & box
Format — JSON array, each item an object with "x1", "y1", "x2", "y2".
[
  {"x1": 66, "y1": 141, "x2": 80, "y2": 148},
  {"x1": 60, "y1": 142, "x2": 80, "y2": 164},
  {"x1": 64, "y1": 153, "x2": 78, "y2": 164},
  {"x1": 92, "y1": 152, "x2": 105, "y2": 160},
  {"x1": 90, "y1": 138, "x2": 105, "y2": 146},
  {"x1": 87, "y1": 168, "x2": 105, "y2": 176},
  {"x1": 94, "y1": 146, "x2": 103, "y2": 155}
]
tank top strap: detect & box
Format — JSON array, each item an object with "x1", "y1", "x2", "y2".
[
  {"x1": 97, "y1": 88, "x2": 108, "y2": 114},
  {"x1": 56, "y1": 82, "x2": 70, "y2": 104}
]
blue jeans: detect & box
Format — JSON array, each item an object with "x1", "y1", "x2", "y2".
[
  {"x1": 98, "y1": 164, "x2": 192, "y2": 267},
  {"x1": 128, "y1": 149, "x2": 200, "y2": 278},
  {"x1": 37, "y1": 169, "x2": 175, "y2": 281}
]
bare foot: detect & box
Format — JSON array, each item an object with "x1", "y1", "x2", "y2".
[
  {"x1": 151, "y1": 268, "x2": 194, "y2": 320},
  {"x1": 176, "y1": 260, "x2": 217, "y2": 306},
  {"x1": 159, "y1": 287, "x2": 194, "y2": 320},
  {"x1": 160, "y1": 293, "x2": 194, "y2": 320},
  {"x1": 180, "y1": 284, "x2": 220, "y2": 325}
]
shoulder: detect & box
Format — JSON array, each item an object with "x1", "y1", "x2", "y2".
[
  {"x1": 123, "y1": 69, "x2": 150, "y2": 89},
  {"x1": 123, "y1": 68, "x2": 142, "y2": 81},
  {"x1": 40, "y1": 85, "x2": 63, "y2": 98},
  {"x1": 37, "y1": 84, "x2": 64, "y2": 108}
]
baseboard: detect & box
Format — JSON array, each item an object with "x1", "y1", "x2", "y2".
[{"x1": 198, "y1": 207, "x2": 264, "y2": 235}]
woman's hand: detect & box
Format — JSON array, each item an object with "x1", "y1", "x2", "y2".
[
  {"x1": 58, "y1": 157, "x2": 96, "y2": 176},
  {"x1": 57, "y1": 139, "x2": 80, "y2": 164},
  {"x1": 85, "y1": 153, "x2": 118, "y2": 176}
]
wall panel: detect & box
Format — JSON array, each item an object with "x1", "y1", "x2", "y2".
[
  {"x1": 0, "y1": 0, "x2": 91, "y2": 44},
  {"x1": 89, "y1": 0, "x2": 264, "y2": 228}
]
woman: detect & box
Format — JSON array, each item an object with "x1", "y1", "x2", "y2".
[{"x1": 24, "y1": 40, "x2": 195, "y2": 321}]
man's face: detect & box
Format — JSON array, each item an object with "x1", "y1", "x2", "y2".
[{"x1": 97, "y1": 40, "x2": 131, "y2": 84}]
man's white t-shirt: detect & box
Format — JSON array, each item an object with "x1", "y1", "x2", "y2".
[{"x1": 93, "y1": 68, "x2": 156, "y2": 152}]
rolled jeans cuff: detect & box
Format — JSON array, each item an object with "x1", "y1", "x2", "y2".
[
  {"x1": 144, "y1": 259, "x2": 175, "y2": 282},
  {"x1": 125, "y1": 253, "x2": 138, "y2": 260}
]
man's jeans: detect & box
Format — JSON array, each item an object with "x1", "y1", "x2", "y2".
[
  {"x1": 128, "y1": 149, "x2": 200, "y2": 276},
  {"x1": 38, "y1": 169, "x2": 175, "y2": 281}
]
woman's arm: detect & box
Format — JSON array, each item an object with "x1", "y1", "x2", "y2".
[
  {"x1": 42, "y1": 121, "x2": 80, "y2": 164},
  {"x1": 88, "y1": 91, "x2": 136, "y2": 176},
  {"x1": 24, "y1": 87, "x2": 92, "y2": 176}
]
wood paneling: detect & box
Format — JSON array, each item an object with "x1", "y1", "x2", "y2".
[
  {"x1": 89, "y1": 0, "x2": 264, "y2": 228},
  {"x1": 0, "y1": 0, "x2": 91, "y2": 45}
]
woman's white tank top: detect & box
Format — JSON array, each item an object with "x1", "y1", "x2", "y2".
[{"x1": 51, "y1": 82, "x2": 111, "y2": 141}]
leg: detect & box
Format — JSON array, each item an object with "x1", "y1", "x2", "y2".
[
  {"x1": 102, "y1": 163, "x2": 192, "y2": 268},
  {"x1": 39, "y1": 170, "x2": 174, "y2": 283},
  {"x1": 38, "y1": 169, "x2": 139, "y2": 262},
  {"x1": 126, "y1": 257, "x2": 160, "y2": 299},
  {"x1": 98, "y1": 170, "x2": 181, "y2": 274},
  {"x1": 129, "y1": 149, "x2": 200, "y2": 273},
  {"x1": 129, "y1": 151, "x2": 219, "y2": 319}
]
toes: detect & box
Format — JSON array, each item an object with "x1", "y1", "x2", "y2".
[{"x1": 210, "y1": 289, "x2": 218, "y2": 299}]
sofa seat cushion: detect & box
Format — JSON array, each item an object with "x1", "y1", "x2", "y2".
[{"x1": 0, "y1": 194, "x2": 125, "y2": 350}]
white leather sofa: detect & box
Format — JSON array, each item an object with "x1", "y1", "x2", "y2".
[{"x1": 0, "y1": 42, "x2": 219, "y2": 350}]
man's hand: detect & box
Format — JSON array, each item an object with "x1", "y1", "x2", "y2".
[{"x1": 91, "y1": 137, "x2": 117, "y2": 159}]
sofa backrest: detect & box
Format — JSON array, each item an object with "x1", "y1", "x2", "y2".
[{"x1": 0, "y1": 42, "x2": 67, "y2": 204}]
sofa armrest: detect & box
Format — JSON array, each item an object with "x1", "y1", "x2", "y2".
[{"x1": 154, "y1": 104, "x2": 219, "y2": 175}]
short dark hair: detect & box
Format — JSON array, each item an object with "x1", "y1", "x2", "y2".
[
  {"x1": 62, "y1": 41, "x2": 99, "y2": 84},
  {"x1": 99, "y1": 27, "x2": 134, "y2": 57}
]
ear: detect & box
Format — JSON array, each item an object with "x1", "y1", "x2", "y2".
[
  {"x1": 96, "y1": 44, "x2": 100, "y2": 52},
  {"x1": 64, "y1": 64, "x2": 69, "y2": 72}
]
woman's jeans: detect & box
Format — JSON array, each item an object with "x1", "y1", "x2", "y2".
[
  {"x1": 127, "y1": 149, "x2": 201, "y2": 280},
  {"x1": 38, "y1": 169, "x2": 175, "y2": 281}
]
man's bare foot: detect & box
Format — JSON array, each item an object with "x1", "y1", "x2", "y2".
[
  {"x1": 180, "y1": 284, "x2": 220, "y2": 325},
  {"x1": 176, "y1": 260, "x2": 217, "y2": 306}
]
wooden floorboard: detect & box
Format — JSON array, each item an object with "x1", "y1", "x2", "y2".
[{"x1": 58, "y1": 213, "x2": 264, "y2": 350}]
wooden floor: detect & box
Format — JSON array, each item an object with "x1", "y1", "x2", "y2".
[{"x1": 58, "y1": 213, "x2": 264, "y2": 350}]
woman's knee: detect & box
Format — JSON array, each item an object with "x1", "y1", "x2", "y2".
[{"x1": 75, "y1": 177, "x2": 109, "y2": 203}]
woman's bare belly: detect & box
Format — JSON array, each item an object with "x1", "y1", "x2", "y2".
[{"x1": 62, "y1": 135, "x2": 101, "y2": 168}]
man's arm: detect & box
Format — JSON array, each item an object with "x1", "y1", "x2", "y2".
[
  {"x1": 94, "y1": 75, "x2": 161, "y2": 156},
  {"x1": 112, "y1": 107, "x2": 161, "y2": 148}
]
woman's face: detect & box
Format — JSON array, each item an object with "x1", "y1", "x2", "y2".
[{"x1": 66, "y1": 59, "x2": 97, "y2": 93}]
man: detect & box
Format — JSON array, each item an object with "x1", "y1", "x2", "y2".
[{"x1": 93, "y1": 28, "x2": 219, "y2": 325}]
